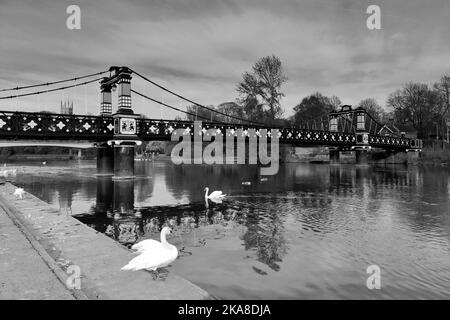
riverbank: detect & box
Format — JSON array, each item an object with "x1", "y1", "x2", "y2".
[
  {"x1": 0, "y1": 154, "x2": 88, "y2": 161},
  {"x1": 418, "y1": 146, "x2": 450, "y2": 166},
  {"x1": 0, "y1": 182, "x2": 211, "y2": 300},
  {"x1": 0, "y1": 199, "x2": 76, "y2": 299}
]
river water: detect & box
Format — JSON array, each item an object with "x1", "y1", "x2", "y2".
[{"x1": 8, "y1": 160, "x2": 450, "y2": 299}]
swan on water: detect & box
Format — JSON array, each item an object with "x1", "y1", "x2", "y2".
[
  {"x1": 121, "y1": 227, "x2": 178, "y2": 272},
  {"x1": 14, "y1": 188, "x2": 24, "y2": 199},
  {"x1": 204, "y1": 187, "x2": 226, "y2": 203}
]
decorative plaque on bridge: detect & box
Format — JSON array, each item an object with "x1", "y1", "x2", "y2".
[{"x1": 115, "y1": 118, "x2": 136, "y2": 135}]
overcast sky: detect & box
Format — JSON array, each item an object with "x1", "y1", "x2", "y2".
[{"x1": 0, "y1": 0, "x2": 449, "y2": 118}]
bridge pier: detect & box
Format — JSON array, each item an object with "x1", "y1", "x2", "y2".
[
  {"x1": 329, "y1": 148, "x2": 340, "y2": 164},
  {"x1": 406, "y1": 149, "x2": 420, "y2": 165},
  {"x1": 355, "y1": 149, "x2": 369, "y2": 165},
  {"x1": 96, "y1": 143, "x2": 114, "y2": 176},
  {"x1": 113, "y1": 143, "x2": 135, "y2": 179},
  {"x1": 112, "y1": 179, "x2": 135, "y2": 216},
  {"x1": 95, "y1": 177, "x2": 113, "y2": 215}
]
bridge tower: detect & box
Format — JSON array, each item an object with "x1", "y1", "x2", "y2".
[
  {"x1": 96, "y1": 66, "x2": 141, "y2": 179},
  {"x1": 353, "y1": 107, "x2": 371, "y2": 165},
  {"x1": 97, "y1": 77, "x2": 115, "y2": 176},
  {"x1": 328, "y1": 112, "x2": 340, "y2": 164}
]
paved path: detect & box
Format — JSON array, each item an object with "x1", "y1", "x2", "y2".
[
  {"x1": 0, "y1": 183, "x2": 211, "y2": 300},
  {"x1": 0, "y1": 205, "x2": 75, "y2": 300}
]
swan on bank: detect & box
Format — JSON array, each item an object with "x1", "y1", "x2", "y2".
[
  {"x1": 14, "y1": 188, "x2": 24, "y2": 199},
  {"x1": 121, "y1": 227, "x2": 178, "y2": 272}
]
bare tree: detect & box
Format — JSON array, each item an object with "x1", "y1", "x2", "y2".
[
  {"x1": 357, "y1": 98, "x2": 387, "y2": 123},
  {"x1": 237, "y1": 55, "x2": 287, "y2": 123},
  {"x1": 329, "y1": 95, "x2": 342, "y2": 110},
  {"x1": 387, "y1": 82, "x2": 441, "y2": 139},
  {"x1": 433, "y1": 75, "x2": 450, "y2": 139},
  {"x1": 291, "y1": 92, "x2": 336, "y2": 127}
]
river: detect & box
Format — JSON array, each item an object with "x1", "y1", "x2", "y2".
[{"x1": 7, "y1": 160, "x2": 450, "y2": 299}]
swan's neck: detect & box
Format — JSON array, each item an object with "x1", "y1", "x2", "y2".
[
  {"x1": 160, "y1": 232, "x2": 168, "y2": 244},
  {"x1": 204, "y1": 189, "x2": 209, "y2": 199}
]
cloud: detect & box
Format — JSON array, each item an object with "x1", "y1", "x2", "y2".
[{"x1": 0, "y1": 0, "x2": 449, "y2": 117}]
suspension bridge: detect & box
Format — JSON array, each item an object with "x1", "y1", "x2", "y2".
[{"x1": 0, "y1": 66, "x2": 422, "y2": 178}]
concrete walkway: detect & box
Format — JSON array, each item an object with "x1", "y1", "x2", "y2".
[
  {"x1": 0, "y1": 182, "x2": 210, "y2": 300},
  {"x1": 0, "y1": 204, "x2": 75, "y2": 300}
]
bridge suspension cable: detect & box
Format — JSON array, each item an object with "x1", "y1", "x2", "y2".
[
  {"x1": 131, "y1": 89, "x2": 213, "y2": 122},
  {"x1": 0, "y1": 77, "x2": 103, "y2": 100},
  {"x1": 130, "y1": 68, "x2": 269, "y2": 127},
  {"x1": 297, "y1": 114, "x2": 330, "y2": 130},
  {"x1": 0, "y1": 70, "x2": 109, "y2": 92},
  {"x1": 363, "y1": 111, "x2": 399, "y2": 136}
]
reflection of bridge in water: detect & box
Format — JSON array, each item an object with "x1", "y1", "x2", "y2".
[
  {"x1": 0, "y1": 66, "x2": 423, "y2": 180},
  {"x1": 69, "y1": 163, "x2": 445, "y2": 272},
  {"x1": 78, "y1": 177, "x2": 290, "y2": 272}
]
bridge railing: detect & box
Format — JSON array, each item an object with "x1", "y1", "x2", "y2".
[
  {"x1": 0, "y1": 111, "x2": 420, "y2": 150},
  {"x1": 0, "y1": 111, "x2": 115, "y2": 140}
]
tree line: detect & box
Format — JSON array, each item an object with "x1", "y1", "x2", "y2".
[{"x1": 181, "y1": 55, "x2": 449, "y2": 140}]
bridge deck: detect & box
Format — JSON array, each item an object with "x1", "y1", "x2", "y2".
[{"x1": 0, "y1": 111, "x2": 415, "y2": 150}]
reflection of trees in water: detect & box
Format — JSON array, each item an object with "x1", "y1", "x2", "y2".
[
  {"x1": 409, "y1": 167, "x2": 450, "y2": 235},
  {"x1": 239, "y1": 199, "x2": 289, "y2": 272},
  {"x1": 326, "y1": 165, "x2": 450, "y2": 239},
  {"x1": 135, "y1": 178, "x2": 154, "y2": 203},
  {"x1": 109, "y1": 218, "x2": 143, "y2": 246},
  {"x1": 163, "y1": 164, "x2": 261, "y2": 203},
  {"x1": 16, "y1": 175, "x2": 96, "y2": 214},
  {"x1": 77, "y1": 197, "x2": 290, "y2": 272},
  {"x1": 163, "y1": 163, "x2": 336, "y2": 204},
  {"x1": 326, "y1": 165, "x2": 421, "y2": 198},
  {"x1": 135, "y1": 161, "x2": 155, "y2": 202},
  {"x1": 67, "y1": 162, "x2": 450, "y2": 274}
]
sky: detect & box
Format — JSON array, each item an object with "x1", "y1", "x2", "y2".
[{"x1": 0, "y1": 0, "x2": 449, "y2": 119}]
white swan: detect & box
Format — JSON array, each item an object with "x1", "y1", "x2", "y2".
[
  {"x1": 121, "y1": 227, "x2": 178, "y2": 271},
  {"x1": 14, "y1": 188, "x2": 24, "y2": 199},
  {"x1": 204, "y1": 187, "x2": 226, "y2": 203},
  {"x1": 0, "y1": 169, "x2": 17, "y2": 177}
]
